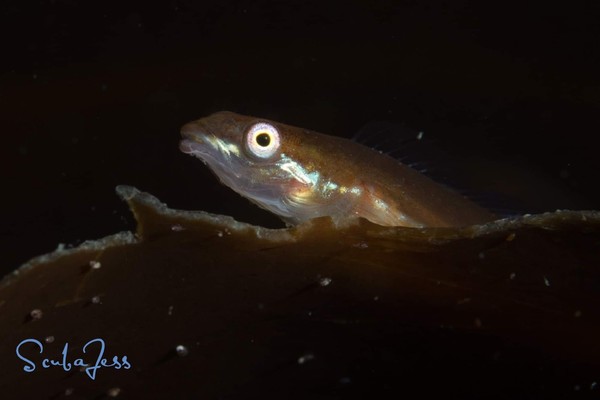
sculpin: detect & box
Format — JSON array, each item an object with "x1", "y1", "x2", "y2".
[{"x1": 179, "y1": 111, "x2": 495, "y2": 228}]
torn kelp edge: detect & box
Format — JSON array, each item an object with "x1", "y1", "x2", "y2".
[
  {"x1": 367, "y1": 209, "x2": 600, "y2": 243},
  {"x1": 115, "y1": 186, "x2": 600, "y2": 243},
  {"x1": 1, "y1": 231, "x2": 136, "y2": 288},
  {"x1": 464, "y1": 209, "x2": 600, "y2": 237},
  {"x1": 115, "y1": 185, "x2": 296, "y2": 242}
]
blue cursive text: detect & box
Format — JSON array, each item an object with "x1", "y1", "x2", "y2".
[{"x1": 16, "y1": 338, "x2": 131, "y2": 380}]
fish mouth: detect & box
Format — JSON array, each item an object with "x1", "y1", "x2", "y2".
[
  {"x1": 179, "y1": 122, "x2": 243, "y2": 177},
  {"x1": 179, "y1": 138, "x2": 202, "y2": 155},
  {"x1": 179, "y1": 122, "x2": 207, "y2": 155}
]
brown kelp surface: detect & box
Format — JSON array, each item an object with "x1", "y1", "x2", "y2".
[{"x1": 1, "y1": 186, "x2": 599, "y2": 399}]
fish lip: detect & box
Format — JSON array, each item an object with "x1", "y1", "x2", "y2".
[
  {"x1": 179, "y1": 122, "x2": 209, "y2": 154},
  {"x1": 179, "y1": 138, "x2": 199, "y2": 154}
]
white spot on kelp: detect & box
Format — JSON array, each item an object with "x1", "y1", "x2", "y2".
[
  {"x1": 30, "y1": 309, "x2": 43, "y2": 320},
  {"x1": 89, "y1": 260, "x2": 101, "y2": 270},
  {"x1": 319, "y1": 277, "x2": 332, "y2": 286}
]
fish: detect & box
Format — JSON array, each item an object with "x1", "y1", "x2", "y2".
[{"x1": 179, "y1": 111, "x2": 496, "y2": 228}]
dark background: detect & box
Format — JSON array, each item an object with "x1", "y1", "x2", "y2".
[{"x1": 1, "y1": 0, "x2": 599, "y2": 273}]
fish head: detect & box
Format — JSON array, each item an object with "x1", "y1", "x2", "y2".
[{"x1": 180, "y1": 111, "x2": 336, "y2": 223}]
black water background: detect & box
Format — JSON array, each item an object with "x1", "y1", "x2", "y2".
[{"x1": 1, "y1": 0, "x2": 599, "y2": 272}]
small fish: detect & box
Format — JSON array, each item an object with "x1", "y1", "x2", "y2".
[{"x1": 180, "y1": 111, "x2": 495, "y2": 228}]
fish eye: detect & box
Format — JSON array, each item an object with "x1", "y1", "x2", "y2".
[{"x1": 246, "y1": 122, "x2": 280, "y2": 158}]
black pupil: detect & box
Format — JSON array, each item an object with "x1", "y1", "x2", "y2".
[{"x1": 256, "y1": 133, "x2": 271, "y2": 147}]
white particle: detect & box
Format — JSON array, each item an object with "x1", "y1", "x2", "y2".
[
  {"x1": 297, "y1": 353, "x2": 315, "y2": 364},
  {"x1": 64, "y1": 388, "x2": 74, "y2": 396},
  {"x1": 340, "y1": 377, "x2": 351, "y2": 384},
  {"x1": 107, "y1": 387, "x2": 121, "y2": 397},
  {"x1": 91, "y1": 296, "x2": 101, "y2": 304},
  {"x1": 217, "y1": 231, "x2": 223, "y2": 237},
  {"x1": 574, "y1": 310, "x2": 582, "y2": 318},
  {"x1": 168, "y1": 305, "x2": 174, "y2": 316},
  {"x1": 509, "y1": 272, "x2": 516, "y2": 280},
  {"x1": 45, "y1": 336, "x2": 55, "y2": 343},
  {"x1": 591, "y1": 381, "x2": 597, "y2": 390},
  {"x1": 171, "y1": 224, "x2": 184, "y2": 232},
  {"x1": 543, "y1": 276, "x2": 551, "y2": 287},
  {"x1": 417, "y1": 131, "x2": 424, "y2": 140},
  {"x1": 478, "y1": 252, "x2": 485, "y2": 260},
  {"x1": 175, "y1": 345, "x2": 189, "y2": 357},
  {"x1": 373, "y1": 296, "x2": 379, "y2": 301}
]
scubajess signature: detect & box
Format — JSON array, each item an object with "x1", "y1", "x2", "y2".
[{"x1": 15, "y1": 338, "x2": 131, "y2": 380}]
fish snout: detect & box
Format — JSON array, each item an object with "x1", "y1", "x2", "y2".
[
  {"x1": 179, "y1": 122, "x2": 205, "y2": 155},
  {"x1": 180, "y1": 121, "x2": 203, "y2": 140}
]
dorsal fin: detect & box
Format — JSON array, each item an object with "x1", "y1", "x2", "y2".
[
  {"x1": 353, "y1": 121, "x2": 455, "y2": 182},
  {"x1": 353, "y1": 121, "x2": 529, "y2": 217}
]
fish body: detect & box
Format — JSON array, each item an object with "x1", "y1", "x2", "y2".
[{"x1": 180, "y1": 111, "x2": 495, "y2": 228}]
